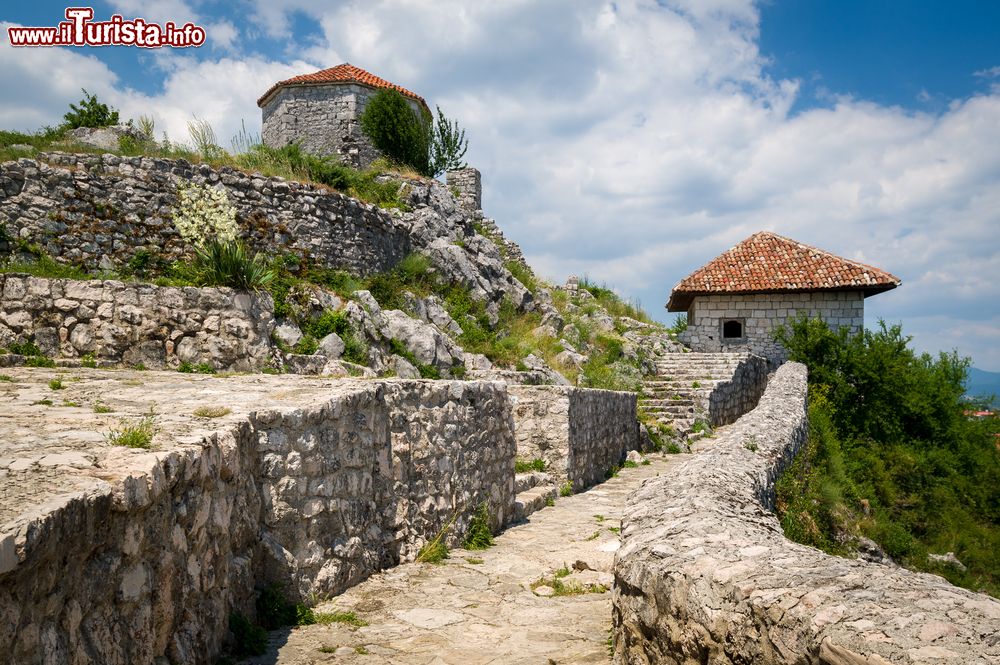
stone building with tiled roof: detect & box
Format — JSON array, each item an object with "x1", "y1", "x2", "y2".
[
  {"x1": 258, "y1": 63, "x2": 429, "y2": 169},
  {"x1": 667, "y1": 232, "x2": 900, "y2": 365}
]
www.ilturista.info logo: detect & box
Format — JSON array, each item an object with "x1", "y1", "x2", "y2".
[{"x1": 7, "y1": 7, "x2": 206, "y2": 48}]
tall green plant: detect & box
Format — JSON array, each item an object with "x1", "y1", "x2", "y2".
[
  {"x1": 429, "y1": 106, "x2": 468, "y2": 177},
  {"x1": 194, "y1": 239, "x2": 275, "y2": 291},
  {"x1": 359, "y1": 89, "x2": 431, "y2": 175}
]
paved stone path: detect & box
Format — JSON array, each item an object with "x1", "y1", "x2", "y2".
[{"x1": 242, "y1": 453, "x2": 689, "y2": 665}]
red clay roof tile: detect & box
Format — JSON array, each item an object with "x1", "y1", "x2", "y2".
[
  {"x1": 666, "y1": 232, "x2": 900, "y2": 311},
  {"x1": 257, "y1": 63, "x2": 429, "y2": 111}
]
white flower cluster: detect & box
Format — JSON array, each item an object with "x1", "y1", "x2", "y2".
[{"x1": 171, "y1": 181, "x2": 238, "y2": 246}]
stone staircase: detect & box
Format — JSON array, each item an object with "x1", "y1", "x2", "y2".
[
  {"x1": 639, "y1": 352, "x2": 757, "y2": 444},
  {"x1": 513, "y1": 471, "x2": 558, "y2": 521}
]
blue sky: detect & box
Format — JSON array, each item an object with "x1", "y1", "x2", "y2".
[{"x1": 2, "y1": 1, "x2": 999, "y2": 370}]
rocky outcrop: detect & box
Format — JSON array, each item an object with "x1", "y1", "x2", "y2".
[{"x1": 613, "y1": 363, "x2": 1000, "y2": 664}]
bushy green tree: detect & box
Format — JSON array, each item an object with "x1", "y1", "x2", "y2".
[
  {"x1": 429, "y1": 106, "x2": 468, "y2": 176},
  {"x1": 359, "y1": 89, "x2": 431, "y2": 175},
  {"x1": 63, "y1": 89, "x2": 119, "y2": 129},
  {"x1": 774, "y1": 316, "x2": 1000, "y2": 597}
]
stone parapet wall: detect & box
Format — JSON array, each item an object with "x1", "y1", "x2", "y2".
[
  {"x1": 0, "y1": 376, "x2": 517, "y2": 665},
  {"x1": 684, "y1": 291, "x2": 864, "y2": 366},
  {"x1": 509, "y1": 385, "x2": 639, "y2": 490},
  {"x1": 613, "y1": 363, "x2": 1000, "y2": 664},
  {"x1": 256, "y1": 380, "x2": 516, "y2": 600},
  {"x1": 0, "y1": 153, "x2": 412, "y2": 275},
  {"x1": 706, "y1": 352, "x2": 768, "y2": 426},
  {"x1": 0, "y1": 273, "x2": 275, "y2": 371}
]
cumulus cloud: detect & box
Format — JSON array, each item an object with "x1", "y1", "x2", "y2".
[{"x1": 1, "y1": 0, "x2": 998, "y2": 368}]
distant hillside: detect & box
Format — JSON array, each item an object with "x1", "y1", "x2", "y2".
[{"x1": 967, "y1": 367, "x2": 1000, "y2": 404}]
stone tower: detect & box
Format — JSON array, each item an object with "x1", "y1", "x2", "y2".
[{"x1": 257, "y1": 63, "x2": 430, "y2": 169}]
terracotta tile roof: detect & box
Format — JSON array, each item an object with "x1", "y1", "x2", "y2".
[
  {"x1": 257, "y1": 63, "x2": 429, "y2": 111},
  {"x1": 666, "y1": 231, "x2": 900, "y2": 311}
]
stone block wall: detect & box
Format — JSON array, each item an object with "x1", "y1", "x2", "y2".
[
  {"x1": 508, "y1": 385, "x2": 639, "y2": 490},
  {"x1": 255, "y1": 380, "x2": 516, "y2": 600},
  {"x1": 446, "y1": 168, "x2": 482, "y2": 213},
  {"x1": 261, "y1": 84, "x2": 425, "y2": 169},
  {"x1": 0, "y1": 273, "x2": 275, "y2": 371},
  {"x1": 706, "y1": 352, "x2": 768, "y2": 426},
  {"x1": 0, "y1": 153, "x2": 412, "y2": 275},
  {"x1": 682, "y1": 291, "x2": 864, "y2": 366},
  {"x1": 613, "y1": 363, "x2": 1000, "y2": 664}
]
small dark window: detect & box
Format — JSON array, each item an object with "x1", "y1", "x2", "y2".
[{"x1": 722, "y1": 319, "x2": 743, "y2": 339}]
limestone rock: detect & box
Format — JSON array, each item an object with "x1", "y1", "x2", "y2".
[
  {"x1": 274, "y1": 321, "x2": 303, "y2": 348},
  {"x1": 65, "y1": 124, "x2": 148, "y2": 152},
  {"x1": 317, "y1": 332, "x2": 345, "y2": 359}
]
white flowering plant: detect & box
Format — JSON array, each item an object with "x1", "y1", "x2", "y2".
[{"x1": 171, "y1": 181, "x2": 238, "y2": 247}]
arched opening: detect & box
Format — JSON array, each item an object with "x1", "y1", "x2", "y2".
[{"x1": 722, "y1": 319, "x2": 743, "y2": 339}]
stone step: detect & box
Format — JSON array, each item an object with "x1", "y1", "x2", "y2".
[
  {"x1": 514, "y1": 471, "x2": 553, "y2": 494},
  {"x1": 640, "y1": 398, "x2": 696, "y2": 408},
  {"x1": 513, "y1": 485, "x2": 558, "y2": 522}
]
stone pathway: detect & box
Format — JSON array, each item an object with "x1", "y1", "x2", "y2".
[{"x1": 241, "y1": 453, "x2": 689, "y2": 665}]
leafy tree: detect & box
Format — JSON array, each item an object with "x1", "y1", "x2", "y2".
[
  {"x1": 359, "y1": 89, "x2": 431, "y2": 175},
  {"x1": 429, "y1": 106, "x2": 468, "y2": 176},
  {"x1": 63, "y1": 89, "x2": 119, "y2": 129}
]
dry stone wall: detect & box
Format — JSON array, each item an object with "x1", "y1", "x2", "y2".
[
  {"x1": 0, "y1": 273, "x2": 275, "y2": 370},
  {"x1": 613, "y1": 363, "x2": 1000, "y2": 664},
  {"x1": 0, "y1": 153, "x2": 411, "y2": 275},
  {"x1": 508, "y1": 385, "x2": 639, "y2": 490},
  {"x1": 706, "y1": 351, "x2": 768, "y2": 426},
  {"x1": 446, "y1": 168, "x2": 482, "y2": 213}
]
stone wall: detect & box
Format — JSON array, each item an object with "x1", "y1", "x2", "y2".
[
  {"x1": 261, "y1": 84, "x2": 426, "y2": 169},
  {"x1": 0, "y1": 273, "x2": 275, "y2": 371},
  {"x1": 682, "y1": 291, "x2": 864, "y2": 366},
  {"x1": 256, "y1": 380, "x2": 516, "y2": 600},
  {"x1": 446, "y1": 168, "x2": 482, "y2": 213},
  {"x1": 613, "y1": 363, "x2": 1000, "y2": 664},
  {"x1": 706, "y1": 352, "x2": 768, "y2": 426},
  {"x1": 0, "y1": 377, "x2": 516, "y2": 665},
  {"x1": 0, "y1": 153, "x2": 412, "y2": 275},
  {"x1": 508, "y1": 385, "x2": 639, "y2": 490}
]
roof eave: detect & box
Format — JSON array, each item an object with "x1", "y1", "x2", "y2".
[
  {"x1": 257, "y1": 80, "x2": 430, "y2": 113},
  {"x1": 666, "y1": 281, "x2": 901, "y2": 312}
]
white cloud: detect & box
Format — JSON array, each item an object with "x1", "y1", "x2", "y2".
[{"x1": 1, "y1": 0, "x2": 998, "y2": 369}]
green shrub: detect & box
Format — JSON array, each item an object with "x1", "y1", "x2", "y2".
[
  {"x1": 256, "y1": 585, "x2": 297, "y2": 630},
  {"x1": 559, "y1": 481, "x2": 574, "y2": 497},
  {"x1": 63, "y1": 89, "x2": 119, "y2": 129},
  {"x1": 360, "y1": 89, "x2": 431, "y2": 175},
  {"x1": 463, "y1": 502, "x2": 494, "y2": 550},
  {"x1": 193, "y1": 239, "x2": 275, "y2": 291},
  {"x1": 105, "y1": 415, "x2": 156, "y2": 449},
  {"x1": 515, "y1": 458, "x2": 547, "y2": 473}
]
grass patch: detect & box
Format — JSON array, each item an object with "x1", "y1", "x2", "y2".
[
  {"x1": 0, "y1": 374, "x2": 13, "y2": 382},
  {"x1": 32, "y1": 398, "x2": 53, "y2": 406},
  {"x1": 586, "y1": 530, "x2": 601, "y2": 541},
  {"x1": 93, "y1": 402, "x2": 113, "y2": 414},
  {"x1": 312, "y1": 611, "x2": 368, "y2": 627},
  {"x1": 193, "y1": 406, "x2": 231, "y2": 418},
  {"x1": 62, "y1": 400, "x2": 80, "y2": 407},
  {"x1": 559, "y1": 481, "x2": 574, "y2": 497},
  {"x1": 623, "y1": 460, "x2": 639, "y2": 469},
  {"x1": 463, "y1": 502, "x2": 494, "y2": 551},
  {"x1": 178, "y1": 361, "x2": 216, "y2": 374},
  {"x1": 48, "y1": 378, "x2": 64, "y2": 390},
  {"x1": 80, "y1": 354, "x2": 97, "y2": 368},
  {"x1": 515, "y1": 457, "x2": 546, "y2": 473},
  {"x1": 531, "y1": 565, "x2": 609, "y2": 596},
  {"x1": 465, "y1": 557, "x2": 484, "y2": 564},
  {"x1": 417, "y1": 514, "x2": 455, "y2": 564},
  {"x1": 104, "y1": 414, "x2": 156, "y2": 449}
]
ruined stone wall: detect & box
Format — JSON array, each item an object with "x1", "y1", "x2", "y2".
[
  {"x1": 705, "y1": 351, "x2": 768, "y2": 426},
  {"x1": 683, "y1": 291, "x2": 864, "y2": 366},
  {"x1": 446, "y1": 168, "x2": 482, "y2": 213},
  {"x1": 613, "y1": 363, "x2": 1000, "y2": 664},
  {"x1": 255, "y1": 380, "x2": 516, "y2": 600},
  {"x1": 0, "y1": 378, "x2": 516, "y2": 665},
  {"x1": 0, "y1": 153, "x2": 411, "y2": 275},
  {"x1": 508, "y1": 385, "x2": 639, "y2": 490},
  {"x1": 0, "y1": 273, "x2": 275, "y2": 371}
]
